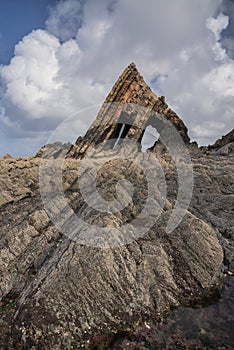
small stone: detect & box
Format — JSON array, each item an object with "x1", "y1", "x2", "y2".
[{"x1": 200, "y1": 328, "x2": 207, "y2": 335}]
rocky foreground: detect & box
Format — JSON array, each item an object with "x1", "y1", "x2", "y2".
[{"x1": 0, "y1": 64, "x2": 233, "y2": 349}]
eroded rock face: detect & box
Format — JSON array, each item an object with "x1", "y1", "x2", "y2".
[
  {"x1": 0, "y1": 153, "x2": 224, "y2": 349},
  {"x1": 209, "y1": 128, "x2": 234, "y2": 153},
  {"x1": 0, "y1": 64, "x2": 233, "y2": 349},
  {"x1": 191, "y1": 154, "x2": 234, "y2": 270},
  {"x1": 69, "y1": 63, "x2": 191, "y2": 159}
]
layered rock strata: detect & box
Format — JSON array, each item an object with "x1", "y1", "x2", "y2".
[{"x1": 0, "y1": 64, "x2": 233, "y2": 349}]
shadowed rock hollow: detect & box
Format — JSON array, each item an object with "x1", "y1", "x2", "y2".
[{"x1": 0, "y1": 63, "x2": 233, "y2": 349}]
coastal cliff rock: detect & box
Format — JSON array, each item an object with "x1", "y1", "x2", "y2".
[
  {"x1": 69, "y1": 63, "x2": 190, "y2": 159},
  {"x1": 209, "y1": 128, "x2": 234, "y2": 152},
  {"x1": 0, "y1": 64, "x2": 233, "y2": 349},
  {"x1": 209, "y1": 128, "x2": 234, "y2": 155}
]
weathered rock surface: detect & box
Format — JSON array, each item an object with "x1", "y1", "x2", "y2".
[
  {"x1": 0, "y1": 63, "x2": 233, "y2": 349},
  {"x1": 191, "y1": 154, "x2": 234, "y2": 271},
  {"x1": 209, "y1": 128, "x2": 234, "y2": 153},
  {"x1": 69, "y1": 63, "x2": 191, "y2": 159},
  {"x1": 107, "y1": 276, "x2": 234, "y2": 349}
]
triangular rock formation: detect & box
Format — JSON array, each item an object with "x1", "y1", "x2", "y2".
[{"x1": 70, "y1": 63, "x2": 190, "y2": 158}]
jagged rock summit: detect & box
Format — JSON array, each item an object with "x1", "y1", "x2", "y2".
[
  {"x1": 0, "y1": 63, "x2": 233, "y2": 349},
  {"x1": 69, "y1": 62, "x2": 191, "y2": 158}
]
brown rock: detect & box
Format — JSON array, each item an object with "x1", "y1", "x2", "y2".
[
  {"x1": 69, "y1": 63, "x2": 190, "y2": 158},
  {"x1": 0, "y1": 64, "x2": 233, "y2": 349}
]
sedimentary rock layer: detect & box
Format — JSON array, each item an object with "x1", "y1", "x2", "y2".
[{"x1": 0, "y1": 64, "x2": 233, "y2": 349}]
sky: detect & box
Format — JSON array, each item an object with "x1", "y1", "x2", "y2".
[{"x1": 0, "y1": 0, "x2": 233, "y2": 157}]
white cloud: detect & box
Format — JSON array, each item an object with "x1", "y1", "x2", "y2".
[
  {"x1": 206, "y1": 12, "x2": 229, "y2": 41},
  {"x1": 154, "y1": 10, "x2": 234, "y2": 145},
  {"x1": 1, "y1": 30, "x2": 62, "y2": 119},
  {"x1": 0, "y1": 28, "x2": 106, "y2": 134},
  {"x1": 204, "y1": 61, "x2": 234, "y2": 96},
  {"x1": 0, "y1": 0, "x2": 234, "y2": 156},
  {"x1": 46, "y1": 0, "x2": 84, "y2": 42},
  {"x1": 206, "y1": 13, "x2": 229, "y2": 61},
  {"x1": 191, "y1": 121, "x2": 226, "y2": 138}
]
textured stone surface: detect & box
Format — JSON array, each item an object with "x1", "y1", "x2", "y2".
[
  {"x1": 105, "y1": 276, "x2": 234, "y2": 349},
  {"x1": 0, "y1": 64, "x2": 233, "y2": 349},
  {"x1": 191, "y1": 154, "x2": 234, "y2": 270},
  {"x1": 0, "y1": 153, "x2": 224, "y2": 349},
  {"x1": 209, "y1": 128, "x2": 234, "y2": 152},
  {"x1": 69, "y1": 63, "x2": 191, "y2": 158}
]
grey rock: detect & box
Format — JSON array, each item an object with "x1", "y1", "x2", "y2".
[{"x1": 0, "y1": 63, "x2": 233, "y2": 349}]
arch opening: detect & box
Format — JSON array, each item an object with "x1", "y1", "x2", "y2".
[{"x1": 141, "y1": 125, "x2": 159, "y2": 152}]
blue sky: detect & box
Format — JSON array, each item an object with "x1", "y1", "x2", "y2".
[
  {"x1": 0, "y1": 0, "x2": 57, "y2": 64},
  {"x1": 0, "y1": 0, "x2": 233, "y2": 156}
]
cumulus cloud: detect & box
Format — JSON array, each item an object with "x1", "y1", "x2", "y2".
[
  {"x1": 0, "y1": 28, "x2": 106, "y2": 136},
  {"x1": 0, "y1": 0, "x2": 234, "y2": 156},
  {"x1": 153, "y1": 9, "x2": 234, "y2": 144},
  {"x1": 206, "y1": 12, "x2": 229, "y2": 41},
  {"x1": 206, "y1": 12, "x2": 229, "y2": 60},
  {"x1": 204, "y1": 61, "x2": 234, "y2": 96},
  {"x1": 1, "y1": 30, "x2": 61, "y2": 119},
  {"x1": 46, "y1": 0, "x2": 84, "y2": 42}
]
